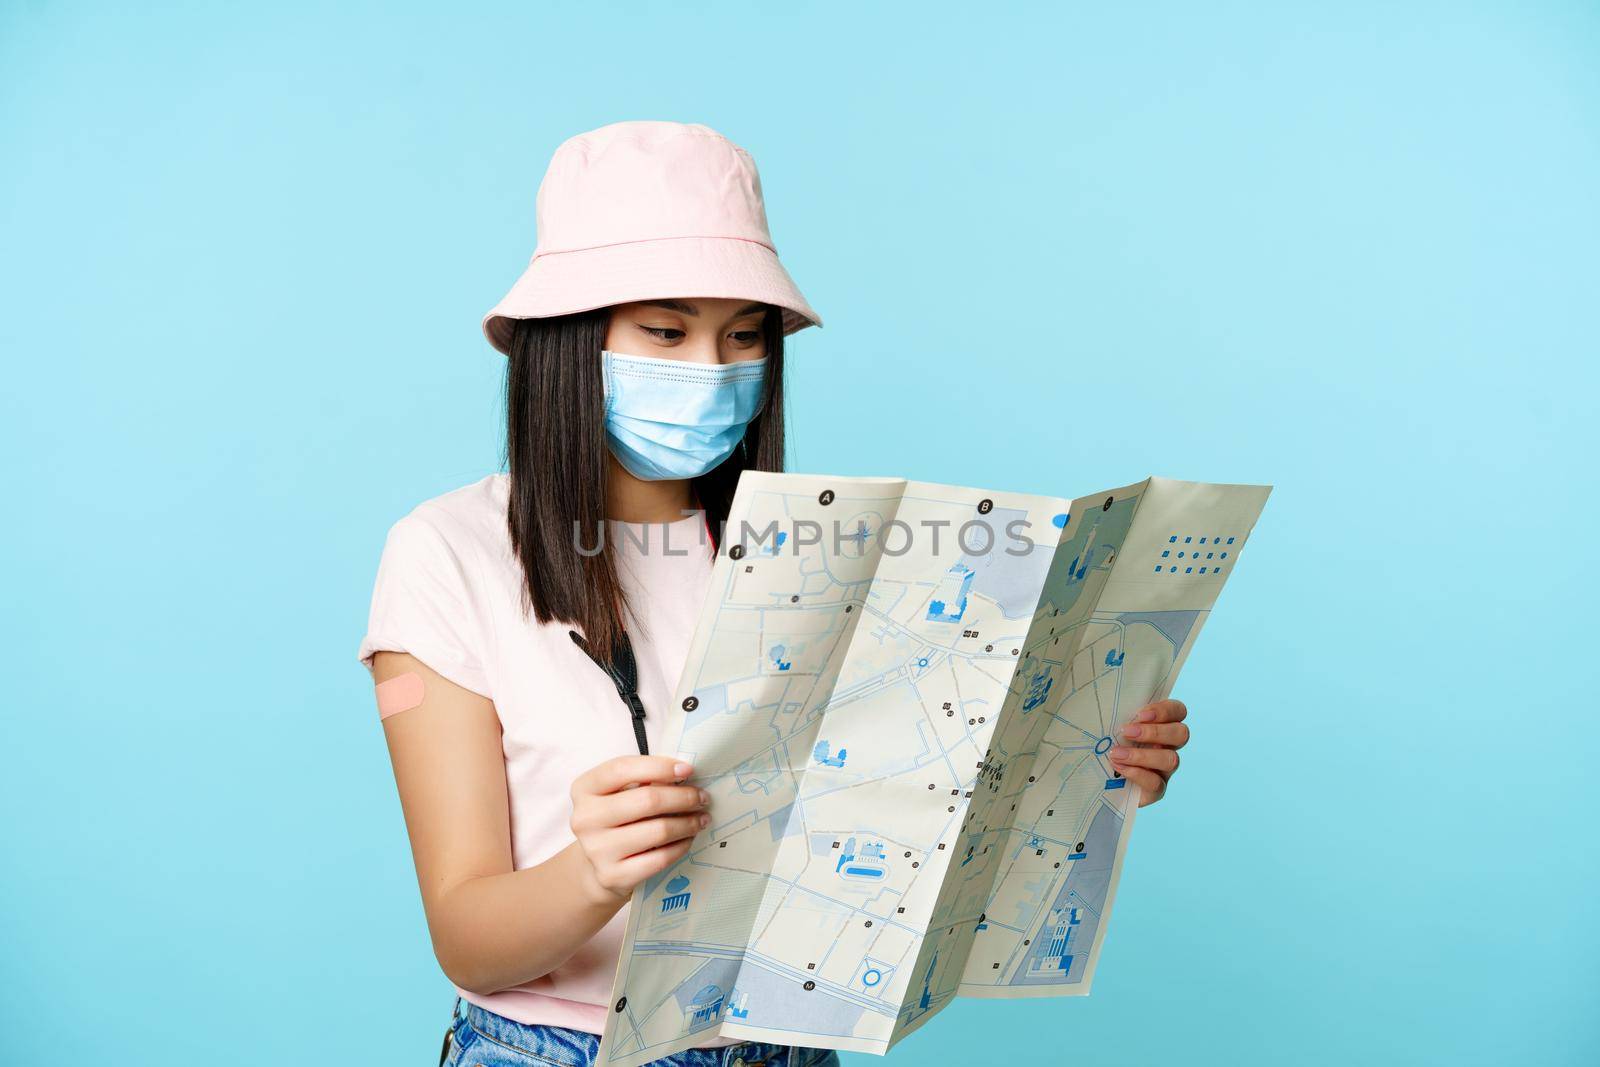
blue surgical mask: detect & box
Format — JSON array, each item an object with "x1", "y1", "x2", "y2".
[{"x1": 600, "y1": 350, "x2": 769, "y2": 481}]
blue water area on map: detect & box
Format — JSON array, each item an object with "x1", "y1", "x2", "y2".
[
  {"x1": 767, "y1": 802, "x2": 799, "y2": 841},
  {"x1": 682, "y1": 684, "x2": 729, "y2": 736},
  {"x1": 1110, "y1": 610, "x2": 1203, "y2": 652},
  {"x1": 954, "y1": 506, "x2": 1056, "y2": 619},
  {"x1": 735, "y1": 957, "x2": 870, "y2": 1037}
]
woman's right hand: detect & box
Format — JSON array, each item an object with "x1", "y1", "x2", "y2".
[{"x1": 569, "y1": 755, "x2": 710, "y2": 905}]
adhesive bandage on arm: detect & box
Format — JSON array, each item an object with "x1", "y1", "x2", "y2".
[{"x1": 375, "y1": 672, "x2": 426, "y2": 720}]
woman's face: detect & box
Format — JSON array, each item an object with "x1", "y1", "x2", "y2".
[{"x1": 604, "y1": 298, "x2": 769, "y2": 365}]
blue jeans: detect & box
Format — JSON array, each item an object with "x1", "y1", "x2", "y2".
[{"x1": 441, "y1": 998, "x2": 843, "y2": 1067}]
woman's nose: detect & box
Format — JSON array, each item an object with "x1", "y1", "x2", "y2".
[{"x1": 678, "y1": 340, "x2": 728, "y2": 365}]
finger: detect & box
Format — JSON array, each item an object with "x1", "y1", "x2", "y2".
[
  {"x1": 1120, "y1": 720, "x2": 1190, "y2": 748},
  {"x1": 1132, "y1": 699, "x2": 1187, "y2": 725},
  {"x1": 603, "y1": 812, "x2": 710, "y2": 860},
  {"x1": 574, "y1": 755, "x2": 694, "y2": 797},
  {"x1": 1109, "y1": 745, "x2": 1179, "y2": 776},
  {"x1": 581, "y1": 784, "x2": 708, "y2": 832},
  {"x1": 608, "y1": 836, "x2": 695, "y2": 888},
  {"x1": 1113, "y1": 765, "x2": 1168, "y2": 806}
]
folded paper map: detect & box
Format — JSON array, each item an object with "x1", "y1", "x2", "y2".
[{"x1": 598, "y1": 473, "x2": 1271, "y2": 1065}]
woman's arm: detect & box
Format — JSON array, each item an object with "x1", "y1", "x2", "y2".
[{"x1": 373, "y1": 651, "x2": 707, "y2": 995}]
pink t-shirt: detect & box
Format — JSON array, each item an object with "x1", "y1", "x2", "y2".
[{"x1": 357, "y1": 472, "x2": 717, "y2": 1035}]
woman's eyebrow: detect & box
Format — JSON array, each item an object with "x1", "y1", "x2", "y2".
[{"x1": 639, "y1": 299, "x2": 767, "y2": 319}]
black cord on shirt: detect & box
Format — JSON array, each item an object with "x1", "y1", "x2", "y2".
[{"x1": 569, "y1": 630, "x2": 650, "y2": 756}]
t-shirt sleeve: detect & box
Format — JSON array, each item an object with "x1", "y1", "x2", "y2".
[{"x1": 357, "y1": 510, "x2": 494, "y2": 699}]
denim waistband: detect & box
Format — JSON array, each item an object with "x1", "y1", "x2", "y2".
[{"x1": 454, "y1": 998, "x2": 812, "y2": 1067}]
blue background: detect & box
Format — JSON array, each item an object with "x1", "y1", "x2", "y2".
[{"x1": 3, "y1": 2, "x2": 1595, "y2": 1063}]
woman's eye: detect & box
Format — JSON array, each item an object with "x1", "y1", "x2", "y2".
[
  {"x1": 640, "y1": 326, "x2": 685, "y2": 340},
  {"x1": 730, "y1": 330, "x2": 762, "y2": 344}
]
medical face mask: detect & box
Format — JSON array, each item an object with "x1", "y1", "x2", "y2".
[{"x1": 600, "y1": 350, "x2": 769, "y2": 481}]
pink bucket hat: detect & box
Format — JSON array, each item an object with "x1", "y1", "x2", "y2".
[{"x1": 482, "y1": 120, "x2": 823, "y2": 355}]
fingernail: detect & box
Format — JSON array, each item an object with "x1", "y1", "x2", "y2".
[
  {"x1": 1122, "y1": 723, "x2": 1143, "y2": 739},
  {"x1": 698, "y1": 813, "x2": 711, "y2": 828},
  {"x1": 698, "y1": 789, "x2": 710, "y2": 806},
  {"x1": 1110, "y1": 746, "x2": 1131, "y2": 760},
  {"x1": 1137, "y1": 708, "x2": 1157, "y2": 723},
  {"x1": 674, "y1": 762, "x2": 694, "y2": 778}
]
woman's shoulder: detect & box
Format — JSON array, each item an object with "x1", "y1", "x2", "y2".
[
  {"x1": 362, "y1": 474, "x2": 509, "y2": 692},
  {"x1": 380, "y1": 472, "x2": 512, "y2": 573}
]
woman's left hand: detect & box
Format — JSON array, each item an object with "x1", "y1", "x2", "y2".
[{"x1": 1108, "y1": 698, "x2": 1189, "y2": 807}]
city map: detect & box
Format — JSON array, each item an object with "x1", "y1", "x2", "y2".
[{"x1": 598, "y1": 473, "x2": 1271, "y2": 1066}]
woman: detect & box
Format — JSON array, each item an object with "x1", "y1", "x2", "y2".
[{"x1": 358, "y1": 120, "x2": 1191, "y2": 1067}]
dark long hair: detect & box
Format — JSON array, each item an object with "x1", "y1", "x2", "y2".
[{"x1": 504, "y1": 306, "x2": 787, "y2": 662}]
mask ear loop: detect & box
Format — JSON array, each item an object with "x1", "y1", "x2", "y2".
[{"x1": 745, "y1": 356, "x2": 771, "y2": 421}]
